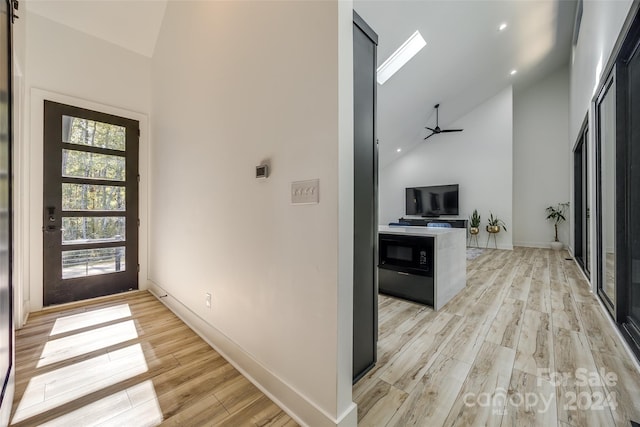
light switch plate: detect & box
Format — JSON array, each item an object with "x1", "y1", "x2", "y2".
[{"x1": 291, "y1": 179, "x2": 319, "y2": 204}]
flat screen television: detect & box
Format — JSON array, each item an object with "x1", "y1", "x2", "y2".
[{"x1": 405, "y1": 184, "x2": 459, "y2": 217}]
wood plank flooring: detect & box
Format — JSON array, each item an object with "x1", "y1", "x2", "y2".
[
  {"x1": 355, "y1": 247, "x2": 640, "y2": 427},
  {"x1": 10, "y1": 291, "x2": 296, "y2": 427},
  {"x1": 10, "y1": 248, "x2": 640, "y2": 427}
]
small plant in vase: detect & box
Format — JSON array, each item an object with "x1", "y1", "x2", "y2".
[
  {"x1": 485, "y1": 213, "x2": 506, "y2": 249},
  {"x1": 469, "y1": 210, "x2": 481, "y2": 235},
  {"x1": 486, "y1": 212, "x2": 507, "y2": 233},
  {"x1": 546, "y1": 202, "x2": 569, "y2": 251}
]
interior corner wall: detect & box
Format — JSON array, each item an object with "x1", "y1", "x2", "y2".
[
  {"x1": 21, "y1": 11, "x2": 152, "y2": 313},
  {"x1": 379, "y1": 87, "x2": 514, "y2": 250},
  {"x1": 149, "y1": 2, "x2": 354, "y2": 426},
  {"x1": 513, "y1": 66, "x2": 570, "y2": 248}
]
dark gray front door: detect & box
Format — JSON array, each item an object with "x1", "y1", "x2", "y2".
[{"x1": 43, "y1": 101, "x2": 139, "y2": 306}]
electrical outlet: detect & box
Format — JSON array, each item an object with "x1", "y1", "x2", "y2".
[{"x1": 205, "y1": 292, "x2": 212, "y2": 309}]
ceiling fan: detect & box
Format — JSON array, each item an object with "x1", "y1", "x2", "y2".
[{"x1": 424, "y1": 104, "x2": 463, "y2": 140}]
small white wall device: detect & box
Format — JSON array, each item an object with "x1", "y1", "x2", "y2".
[{"x1": 256, "y1": 164, "x2": 269, "y2": 179}]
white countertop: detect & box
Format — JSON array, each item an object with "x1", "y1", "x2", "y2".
[{"x1": 378, "y1": 225, "x2": 465, "y2": 237}]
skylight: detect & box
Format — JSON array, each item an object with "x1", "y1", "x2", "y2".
[{"x1": 376, "y1": 31, "x2": 426, "y2": 85}]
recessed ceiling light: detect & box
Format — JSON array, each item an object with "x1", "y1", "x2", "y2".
[
  {"x1": 377, "y1": 31, "x2": 427, "y2": 85},
  {"x1": 498, "y1": 23, "x2": 508, "y2": 32},
  {"x1": 510, "y1": 69, "x2": 517, "y2": 75},
  {"x1": 396, "y1": 148, "x2": 402, "y2": 153}
]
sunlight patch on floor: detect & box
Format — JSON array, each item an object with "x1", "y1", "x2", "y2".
[
  {"x1": 37, "y1": 380, "x2": 163, "y2": 427},
  {"x1": 50, "y1": 304, "x2": 132, "y2": 336},
  {"x1": 37, "y1": 319, "x2": 138, "y2": 368},
  {"x1": 12, "y1": 343, "x2": 148, "y2": 424}
]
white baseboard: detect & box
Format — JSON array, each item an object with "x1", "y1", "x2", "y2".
[
  {"x1": 21, "y1": 301, "x2": 29, "y2": 329},
  {"x1": 480, "y1": 244, "x2": 513, "y2": 250},
  {"x1": 513, "y1": 241, "x2": 556, "y2": 249},
  {"x1": 147, "y1": 281, "x2": 357, "y2": 427}
]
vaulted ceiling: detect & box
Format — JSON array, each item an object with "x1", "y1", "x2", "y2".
[
  {"x1": 26, "y1": 0, "x2": 576, "y2": 166},
  {"x1": 25, "y1": 0, "x2": 168, "y2": 58},
  {"x1": 354, "y1": 0, "x2": 577, "y2": 165}
]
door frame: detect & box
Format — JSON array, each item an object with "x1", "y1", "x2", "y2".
[
  {"x1": 572, "y1": 114, "x2": 590, "y2": 277},
  {"x1": 594, "y1": 69, "x2": 622, "y2": 320},
  {"x1": 17, "y1": 89, "x2": 149, "y2": 314},
  {"x1": 42, "y1": 100, "x2": 140, "y2": 305}
]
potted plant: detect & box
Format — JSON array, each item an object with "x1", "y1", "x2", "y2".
[
  {"x1": 469, "y1": 210, "x2": 480, "y2": 235},
  {"x1": 546, "y1": 202, "x2": 569, "y2": 251},
  {"x1": 486, "y1": 212, "x2": 507, "y2": 233}
]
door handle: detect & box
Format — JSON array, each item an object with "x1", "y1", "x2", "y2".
[{"x1": 45, "y1": 206, "x2": 56, "y2": 231}]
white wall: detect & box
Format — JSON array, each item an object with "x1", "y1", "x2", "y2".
[
  {"x1": 570, "y1": 0, "x2": 632, "y2": 143},
  {"x1": 19, "y1": 12, "x2": 152, "y2": 313},
  {"x1": 24, "y1": 12, "x2": 151, "y2": 113},
  {"x1": 149, "y1": 2, "x2": 355, "y2": 426},
  {"x1": 569, "y1": 0, "x2": 632, "y2": 287},
  {"x1": 380, "y1": 87, "x2": 514, "y2": 250},
  {"x1": 513, "y1": 66, "x2": 570, "y2": 248}
]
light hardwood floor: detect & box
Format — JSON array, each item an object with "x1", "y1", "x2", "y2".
[
  {"x1": 354, "y1": 247, "x2": 640, "y2": 427},
  {"x1": 10, "y1": 291, "x2": 297, "y2": 426},
  {"x1": 10, "y1": 249, "x2": 640, "y2": 427}
]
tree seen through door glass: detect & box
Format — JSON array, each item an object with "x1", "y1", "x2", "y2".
[
  {"x1": 62, "y1": 183, "x2": 125, "y2": 211},
  {"x1": 62, "y1": 115, "x2": 126, "y2": 151},
  {"x1": 62, "y1": 149, "x2": 125, "y2": 181}
]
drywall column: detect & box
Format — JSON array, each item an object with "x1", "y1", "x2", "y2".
[
  {"x1": 149, "y1": 1, "x2": 356, "y2": 425},
  {"x1": 513, "y1": 66, "x2": 570, "y2": 248}
]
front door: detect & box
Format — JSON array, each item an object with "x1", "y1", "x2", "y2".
[{"x1": 43, "y1": 101, "x2": 139, "y2": 306}]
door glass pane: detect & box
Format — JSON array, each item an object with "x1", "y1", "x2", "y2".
[
  {"x1": 62, "y1": 247, "x2": 126, "y2": 279},
  {"x1": 599, "y1": 83, "x2": 616, "y2": 305},
  {"x1": 62, "y1": 115, "x2": 126, "y2": 151},
  {"x1": 62, "y1": 149, "x2": 125, "y2": 181},
  {"x1": 62, "y1": 217, "x2": 125, "y2": 244},
  {"x1": 62, "y1": 183, "x2": 125, "y2": 211}
]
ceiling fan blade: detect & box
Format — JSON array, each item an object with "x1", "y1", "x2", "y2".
[
  {"x1": 424, "y1": 132, "x2": 435, "y2": 140},
  {"x1": 440, "y1": 129, "x2": 463, "y2": 133},
  {"x1": 425, "y1": 127, "x2": 436, "y2": 132}
]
